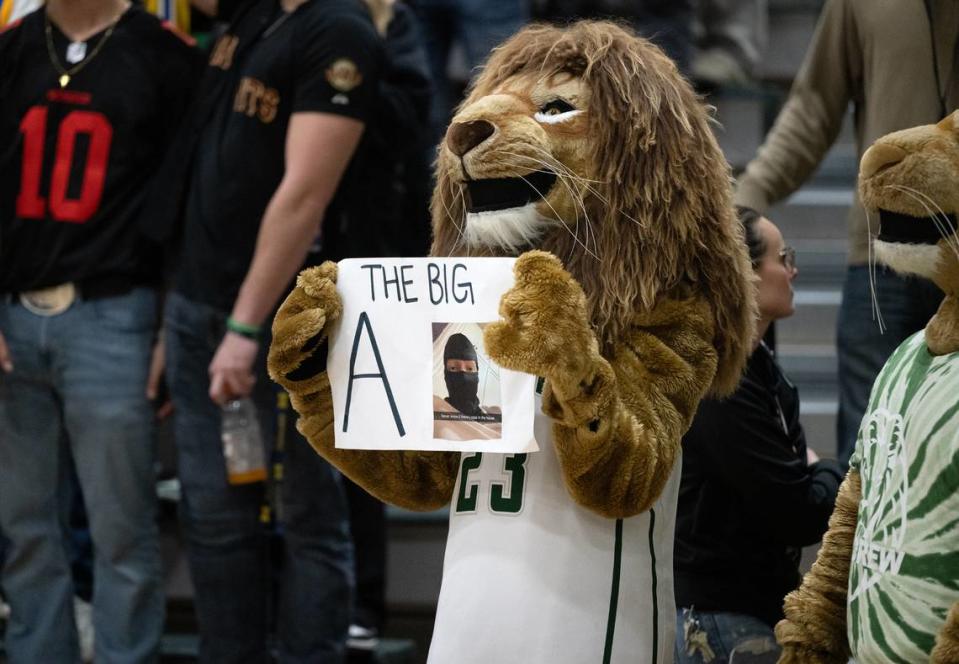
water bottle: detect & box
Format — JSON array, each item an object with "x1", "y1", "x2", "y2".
[{"x1": 221, "y1": 398, "x2": 267, "y2": 485}]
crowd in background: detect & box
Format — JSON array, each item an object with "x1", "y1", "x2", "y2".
[{"x1": 0, "y1": 0, "x2": 955, "y2": 662}]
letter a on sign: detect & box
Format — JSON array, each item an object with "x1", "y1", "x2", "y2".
[{"x1": 342, "y1": 312, "x2": 406, "y2": 436}]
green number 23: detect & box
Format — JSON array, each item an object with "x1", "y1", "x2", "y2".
[{"x1": 454, "y1": 453, "x2": 528, "y2": 514}]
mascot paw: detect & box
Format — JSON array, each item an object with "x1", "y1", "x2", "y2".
[
  {"x1": 775, "y1": 621, "x2": 844, "y2": 664},
  {"x1": 484, "y1": 251, "x2": 593, "y2": 381},
  {"x1": 268, "y1": 262, "x2": 341, "y2": 390},
  {"x1": 776, "y1": 646, "x2": 837, "y2": 664}
]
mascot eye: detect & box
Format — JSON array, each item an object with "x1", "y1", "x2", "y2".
[
  {"x1": 534, "y1": 99, "x2": 581, "y2": 125},
  {"x1": 540, "y1": 99, "x2": 576, "y2": 116}
]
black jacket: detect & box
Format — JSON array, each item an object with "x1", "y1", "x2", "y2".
[{"x1": 674, "y1": 343, "x2": 844, "y2": 627}]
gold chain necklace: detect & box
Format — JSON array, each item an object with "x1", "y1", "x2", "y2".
[{"x1": 44, "y1": 8, "x2": 124, "y2": 88}]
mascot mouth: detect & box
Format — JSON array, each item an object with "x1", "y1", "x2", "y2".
[
  {"x1": 465, "y1": 171, "x2": 557, "y2": 213},
  {"x1": 878, "y1": 208, "x2": 958, "y2": 245}
]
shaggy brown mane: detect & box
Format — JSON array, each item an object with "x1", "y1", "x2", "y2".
[{"x1": 430, "y1": 20, "x2": 754, "y2": 396}]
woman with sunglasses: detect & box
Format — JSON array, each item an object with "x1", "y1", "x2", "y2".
[{"x1": 673, "y1": 207, "x2": 844, "y2": 664}]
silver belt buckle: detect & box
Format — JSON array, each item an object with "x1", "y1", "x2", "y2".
[{"x1": 20, "y1": 283, "x2": 77, "y2": 316}]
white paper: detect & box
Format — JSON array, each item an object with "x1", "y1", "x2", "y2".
[{"x1": 327, "y1": 257, "x2": 538, "y2": 453}]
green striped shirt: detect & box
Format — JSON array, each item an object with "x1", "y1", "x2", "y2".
[{"x1": 848, "y1": 331, "x2": 959, "y2": 663}]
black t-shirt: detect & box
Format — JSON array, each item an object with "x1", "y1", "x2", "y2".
[
  {"x1": 0, "y1": 6, "x2": 200, "y2": 293},
  {"x1": 174, "y1": 0, "x2": 382, "y2": 312},
  {"x1": 320, "y1": 1, "x2": 432, "y2": 260},
  {"x1": 673, "y1": 343, "x2": 844, "y2": 627}
]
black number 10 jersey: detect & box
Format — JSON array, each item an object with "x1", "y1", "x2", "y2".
[{"x1": 0, "y1": 6, "x2": 200, "y2": 292}]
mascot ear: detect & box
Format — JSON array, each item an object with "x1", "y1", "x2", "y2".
[{"x1": 937, "y1": 109, "x2": 959, "y2": 136}]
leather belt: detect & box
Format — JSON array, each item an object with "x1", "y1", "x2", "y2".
[{"x1": 5, "y1": 276, "x2": 141, "y2": 317}]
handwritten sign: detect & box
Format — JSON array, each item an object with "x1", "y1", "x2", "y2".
[{"x1": 327, "y1": 258, "x2": 538, "y2": 453}]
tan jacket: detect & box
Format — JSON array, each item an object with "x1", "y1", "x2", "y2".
[{"x1": 735, "y1": 0, "x2": 959, "y2": 264}]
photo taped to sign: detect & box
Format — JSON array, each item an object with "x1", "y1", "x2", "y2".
[{"x1": 432, "y1": 322, "x2": 503, "y2": 441}]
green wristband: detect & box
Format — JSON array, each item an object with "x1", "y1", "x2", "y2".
[{"x1": 226, "y1": 316, "x2": 261, "y2": 340}]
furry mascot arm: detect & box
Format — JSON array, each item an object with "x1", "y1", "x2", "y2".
[
  {"x1": 775, "y1": 470, "x2": 861, "y2": 664},
  {"x1": 932, "y1": 603, "x2": 959, "y2": 663},
  {"x1": 484, "y1": 251, "x2": 719, "y2": 518},
  {"x1": 268, "y1": 262, "x2": 460, "y2": 511}
]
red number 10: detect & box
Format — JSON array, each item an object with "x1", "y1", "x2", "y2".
[{"x1": 16, "y1": 106, "x2": 113, "y2": 224}]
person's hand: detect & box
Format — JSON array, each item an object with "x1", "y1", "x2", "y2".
[
  {"x1": 806, "y1": 447, "x2": 820, "y2": 465},
  {"x1": 0, "y1": 330, "x2": 12, "y2": 373},
  {"x1": 146, "y1": 334, "x2": 173, "y2": 419},
  {"x1": 209, "y1": 331, "x2": 259, "y2": 405}
]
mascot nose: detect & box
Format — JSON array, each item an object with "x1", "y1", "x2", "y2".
[
  {"x1": 860, "y1": 144, "x2": 907, "y2": 179},
  {"x1": 447, "y1": 120, "x2": 495, "y2": 157}
]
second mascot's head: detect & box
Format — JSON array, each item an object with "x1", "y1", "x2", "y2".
[{"x1": 430, "y1": 20, "x2": 755, "y2": 397}]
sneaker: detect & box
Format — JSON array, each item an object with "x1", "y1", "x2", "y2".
[
  {"x1": 347, "y1": 624, "x2": 379, "y2": 652},
  {"x1": 74, "y1": 597, "x2": 95, "y2": 663}
]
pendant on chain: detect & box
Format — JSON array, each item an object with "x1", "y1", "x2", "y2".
[
  {"x1": 66, "y1": 41, "x2": 87, "y2": 64},
  {"x1": 59, "y1": 74, "x2": 70, "y2": 88}
]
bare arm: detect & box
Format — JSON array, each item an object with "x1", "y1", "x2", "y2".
[
  {"x1": 208, "y1": 112, "x2": 364, "y2": 403},
  {"x1": 735, "y1": 0, "x2": 859, "y2": 211},
  {"x1": 231, "y1": 112, "x2": 363, "y2": 328}
]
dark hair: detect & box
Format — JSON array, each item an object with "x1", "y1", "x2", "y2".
[{"x1": 736, "y1": 205, "x2": 766, "y2": 267}]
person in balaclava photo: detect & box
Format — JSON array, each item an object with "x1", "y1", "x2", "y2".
[
  {"x1": 443, "y1": 333, "x2": 483, "y2": 415},
  {"x1": 433, "y1": 331, "x2": 502, "y2": 441}
]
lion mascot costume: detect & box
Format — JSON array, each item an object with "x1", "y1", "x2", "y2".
[
  {"x1": 268, "y1": 21, "x2": 754, "y2": 663},
  {"x1": 775, "y1": 110, "x2": 959, "y2": 664}
]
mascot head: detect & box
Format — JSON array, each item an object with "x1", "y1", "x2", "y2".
[
  {"x1": 858, "y1": 110, "x2": 959, "y2": 354},
  {"x1": 859, "y1": 110, "x2": 959, "y2": 289},
  {"x1": 431, "y1": 21, "x2": 754, "y2": 395}
]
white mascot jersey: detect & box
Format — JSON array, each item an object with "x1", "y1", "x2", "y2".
[{"x1": 427, "y1": 383, "x2": 680, "y2": 664}]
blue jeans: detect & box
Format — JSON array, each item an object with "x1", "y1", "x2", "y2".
[
  {"x1": 836, "y1": 265, "x2": 942, "y2": 465},
  {"x1": 675, "y1": 608, "x2": 780, "y2": 664},
  {"x1": 409, "y1": 0, "x2": 529, "y2": 141},
  {"x1": 0, "y1": 289, "x2": 163, "y2": 663},
  {"x1": 164, "y1": 292, "x2": 353, "y2": 664}
]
